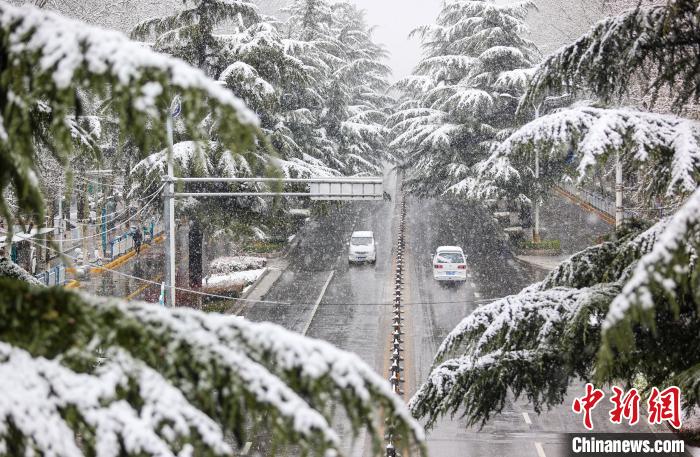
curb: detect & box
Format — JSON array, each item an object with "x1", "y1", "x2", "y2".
[
  {"x1": 240, "y1": 267, "x2": 271, "y2": 300},
  {"x1": 513, "y1": 255, "x2": 556, "y2": 273}
]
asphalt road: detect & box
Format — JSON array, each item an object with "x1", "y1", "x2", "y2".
[{"x1": 241, "y1": 170, "x2": 662, "y2": 456}]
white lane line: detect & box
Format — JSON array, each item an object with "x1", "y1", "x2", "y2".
[
  {"x1": 302, "y1": 270, "x2": 335, "y2": 336},
  {"x1": 241, "y1": 441, "x2": 252, "y2": 455},
  {"x1": 522, "y1": 412, "x2": 532, "y2": 424},
  {"x1": 474, "y1": 292, "x2": 481, "y2": 299},
  {"x1": 534, "y1": 442, "x2": 546, "y2": 457}
]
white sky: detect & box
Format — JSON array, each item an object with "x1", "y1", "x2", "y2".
[
  {"x1": 346, "y1": 0, "x2": 598, "y2": 82},
  {"x1": 349, "y1": 0, "x2": 443, "y2": 81}
]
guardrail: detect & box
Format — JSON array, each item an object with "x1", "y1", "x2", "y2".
[
  {"x1": 34, "y1": 264, "x2": 67, "y2": 286},
  {"x1": 108, "y1": 222, "x2": 163, "y2": 260},
  {"x1": 559, "y1": 182, "x2": 616, "y2": 217},
  {"x1": 557, "y1": 182, "x2": 645, "y2": 224}
]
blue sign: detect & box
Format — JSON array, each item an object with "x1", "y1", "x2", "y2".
[{"x1": 170, "y1": 97, "x2": 181, "y2": 118}]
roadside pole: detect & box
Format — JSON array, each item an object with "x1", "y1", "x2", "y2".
[
  {"x1": 57, "y1": 186, "x2": 63, "y2": 254},
  {"x1": 164, "y1": 99, "x2": 179, "y2": 307},
  {"x1": 533, "y1": 148, "x2": 541, "y2": 243},
  {"x1": 532, "y1": 103, "x2": 541, "y2": 243},
  {"x1": 615, "y1": 151, "x2": 624, "y2": 228}
]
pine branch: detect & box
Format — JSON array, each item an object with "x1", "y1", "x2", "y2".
[
  {"x1": 483, "y1": 106, "x2": 700, "y2": 201},
  {"x1": 521, "y1": 0, "x2": 700, "y2": 112},
  {"x1": 0, "y1": 279, "x2": 427, "y2": 455},
  {"x1": 0, "y1": 3, "x2": 259, "y2": 229}
]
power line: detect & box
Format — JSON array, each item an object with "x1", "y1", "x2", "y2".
[
  {"x1": 17, "y1": 233, "x2": 506, "y2": 307},
  {"x1": 53, "y1": 185, "x2": 164, "y2": 242},
  {"x1": 3, "y1": 185, "x2": 163, "y2": 244},
  {"x1": 57, "y1": 182, "x2": 164, "y2": 227}
]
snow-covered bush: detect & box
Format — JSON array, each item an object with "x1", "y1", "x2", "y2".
[{"x1": 209, "y1": 256, "x2": 267, "y2": 275}]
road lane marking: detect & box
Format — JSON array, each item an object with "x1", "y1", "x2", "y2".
[
  {"x1": 535, "y1": 442, "x2": 546, "y2": 457},
  {"x1": 241, "y1": 441, "x2": 252, "y2": 455},
  {"x1": 523, "y1": 412, "x2": 532, "y2": 424},
  {"x1": 474, "y1": 292, "x2": 481, "y2": 299},
  {"x1": 302, "y1": 270, "x2": 335, "y2": 336}
]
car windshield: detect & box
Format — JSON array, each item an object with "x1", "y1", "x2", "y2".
[
  {"x1": 351, "y1": 237, "x2": 373, "y2": 246},
  {"x1": 435, "y1": 252, "x2": 464, "y2": 263}
]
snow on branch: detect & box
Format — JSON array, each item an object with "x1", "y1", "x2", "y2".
[
  {"x1": 0, "y1": 258, "x2": 42, "y2": 285},
  {"x1": 520, "y1": 0, "x2": 700, "y2": 112},
  {"x1": 131, "y1": 0, "x2": 259, "y2": 40},
  {"x1": 1, "y1": 3, "x2": 257, "y2": 124},
  {"x1": 411, "y1": 282, "x2": 619, "y2": 428},
  {"x1": 485, "y1": 106, "x2": 700, "y2": 197},
  {"x1": 602, "y1": 187, "x2": 700, "y2": 351},
  {"x1": 0, "y1": 343, "x2": 231, "y2": 456},
  {"x1": 0, "y1": 281, "x2": 426, "y2": 455},
  {"x1": 434, "y1": 285, "x2": 618, "y2": 364},
  {"x1": 0, "y1": 2, "x2": 261, "y2": 228}
]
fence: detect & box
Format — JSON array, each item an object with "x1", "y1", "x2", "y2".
[
  {"x1": 34, "y1": 264, "x2": 67, "y2": 286},
  {"x1": 108, "y1": 220, "x2": 163, "y2": 260},
  {"x1": 559, "y1": 182, "x2": 615, "y2": 217}
]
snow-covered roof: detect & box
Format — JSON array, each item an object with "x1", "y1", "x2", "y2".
[
  {"x1": 351, "y1": 231, "x2": 373, "y2": 238},
  {"x1": 436, "y1": 245, "x2": 463, "y2": 252}
]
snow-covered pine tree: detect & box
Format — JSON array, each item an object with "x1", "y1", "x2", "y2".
[
  {"x1": 0, "y1": 4, "x2": 426, "y2": 454},
  {"x1": 283, "y1": 0, "x2": 392, "y2": 175},
  {"x1": 132, "y1": 3, "x2": 280, "y2": 288},
  {"x1": 388, "y1": 0, "x2": 539, "y2": 195},
  {"x1": 413, "y1": 0, "x2": 700, "y2": 428},
  {"x1": 332, "y1": 3, "x2": 392, "y2": 174},
  {"x1": 131, "y1": 0, "x2": 260, "y2": 78}
]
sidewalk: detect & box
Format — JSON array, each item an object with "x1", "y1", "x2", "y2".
[
  {"x1": 517, "y1": 193, "x2": 613, "y2": 272},
  {"x1": 515, "y1": 254, "x2": 569, "y2": 271},
  {"x1": 75, "y1": 239, "x2": 164, "y2": 301}
]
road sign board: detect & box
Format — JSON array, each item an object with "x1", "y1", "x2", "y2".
[{"x1": 308, "y1": 179, "x2": 383, "y2": 200}]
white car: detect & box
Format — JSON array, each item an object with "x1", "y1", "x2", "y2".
[
  {"x1": 348, "y1": 231, "x2": 376, "y2": 264},
  {"x1": 432, "y1": 246, "x2": 467, "y2": 282}
]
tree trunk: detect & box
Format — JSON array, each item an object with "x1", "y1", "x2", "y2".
[{"x1": 188, "y1": 219, "x2": 203, "y2": 290}]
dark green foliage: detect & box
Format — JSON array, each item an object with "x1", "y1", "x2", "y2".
[
  {"x1": 0, "y1": 278, "x2": 426, "y2": 455},
  {"x1": 521, "y1": 0, "x2": 700, "y2": 113}
]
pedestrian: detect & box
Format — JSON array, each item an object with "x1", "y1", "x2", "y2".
[{"x1": 133, "y1": 226, "x2": 143, "y2": 255}]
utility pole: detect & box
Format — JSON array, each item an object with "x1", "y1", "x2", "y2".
[
  {"x1": 615, "y1": 151, "x2": 624, "y2": 228},
  {"x1": 164, "y1": 98, "x2": 180, "y2": 307},
  {"x1": 533, "y1": 148, "x2": 541, "y2": 243},
  {"x1": 532, "y1": 103, "x2": 541, "y2": 243},
  {"x1": 57, "y1": 186, "x2": 63, "y2": 254}
]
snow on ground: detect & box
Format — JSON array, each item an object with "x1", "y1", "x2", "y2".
[
  {"x1": 203, "y1": 268, "x2": 266, "y2": 288},
  {"x1": 208, "y1": 256, "x2": 266, "y2": 275}
]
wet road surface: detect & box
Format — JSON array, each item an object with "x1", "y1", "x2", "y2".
[{"x1": 242, "y1": 169, "x2": 659, "y2": 455}]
